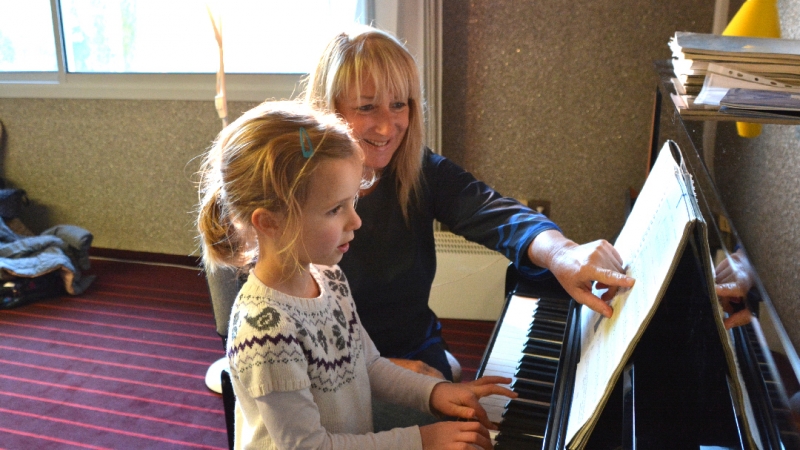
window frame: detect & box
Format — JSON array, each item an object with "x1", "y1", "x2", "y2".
[
  {"x1": 0, "y1": 72, "x2": 304, "y2": 101},
  {"x1": 0, "y1": 0, "x2": 379, "y2": 102}
]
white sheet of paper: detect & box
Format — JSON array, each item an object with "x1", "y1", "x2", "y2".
[
  {"x1": 695, "y1": 68, "x2": 800, "y2": 106},
  {"x1": 565, "y1": 146, "x2": 697, "y2": 448}
]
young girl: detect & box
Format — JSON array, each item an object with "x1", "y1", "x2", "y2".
[{"x1": 197, "y1": 101, "x2": 516, "y2": 449}]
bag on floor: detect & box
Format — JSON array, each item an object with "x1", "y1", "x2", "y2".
[
  {"x1": 0, "y1": 271, "x2": 65, "y2": 309},
  {"x1": 0, "y1": 188, "x2": 29, "y2": 220}
]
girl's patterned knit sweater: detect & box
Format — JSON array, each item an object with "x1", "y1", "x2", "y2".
[{"x1": 227, "y1": 264, "x2": 442, "y2": 449}]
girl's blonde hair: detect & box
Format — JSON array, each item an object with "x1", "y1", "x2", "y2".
[
  {"x1": 303, "y1": 26, "x2": 425, "y2": 220},
  {"x1": 197, "y1": 101, "x2": 359, "y2": 273}
]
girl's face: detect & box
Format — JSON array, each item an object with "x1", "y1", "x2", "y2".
[
  {"x1": 336, "y1": 77, "x2": 409, "y2": 171},
  {"x1": 296, "y1": 154, "x2": 363, "y2": 267}
]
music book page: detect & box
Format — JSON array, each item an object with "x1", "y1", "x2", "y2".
[
  {"x1": 565, "y1": 141, "x2": 762, "y2": 449},
  {"x1": 565, "y1": 143, "x2": 700, "y2": 449}
]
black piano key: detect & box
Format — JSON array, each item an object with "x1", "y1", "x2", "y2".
[
  {"x1": 519, "y1": 354, "x2": 560, "y2": 368},
  {"x1": 500, "y1": 412, "x2": 547, "y2": 441},
  {"x1": 495, "y1": 434, "x2": 544, "y2": 450},
  {"x1": 530, "y1": 310, "x2": 567, "y2": 323},
  {"x1": 535, "y1": 300, "x2": 569, "y2": 313},
  {"x1": 517, "y1": 359, "x2": 559, "y2": 375},
  {"x1": 503, "y1": 403, "x2": 549, "y2": 425},
  {"x1": 500, "y1": 417, "x2": 548, "y2": 437},
  {"x1": 527, "y1": 334, "x2": 563, "y2": 346},
  {"x1": 512, "y1": 377, "x2": 554, "y2": 391},
  {"x1": 537, "y1": 297, "x2": 567, "y2": 306},
  {"x1": 758, "y1": 362, "x2": 775, "y2": 381},
  {"x1": 528, "y1": 331, "x2": 562, "y2": 341},
  {"x1": 529, "y1": 331, "x2": 564, "y2": 342},
  {"x1": 511, "y1": 384, "x2": 553, "y2": 403},
  {"x1": 523, "y1": 340, "x2": 562, "y2": 359},
  {"x1": 527, "y1": 325, "x2": 566, "y2": 339},
  {"x1": 506, "y1": 396, "x2": 551, "y2": 411},
  {"x1": 530, "y1": 316, "x2": 565, "y2": 328},
  {"x1": 515, "y1": 368, "x2": 556, "y2": 384},
  {"x1": 529, "y1": 322, "x2": 565, "y2": 336}
]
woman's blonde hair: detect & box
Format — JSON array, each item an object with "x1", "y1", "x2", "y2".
[
  {"x1": 197, "y1": 101, "x2": 359, "y2": 273},
  {"x1": 303, "y1": 26, "x2": 425, "y2": 220}
]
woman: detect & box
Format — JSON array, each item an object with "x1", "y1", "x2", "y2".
[{"x1": 303, "y1": 25, "x2": 634, "y2": 382}]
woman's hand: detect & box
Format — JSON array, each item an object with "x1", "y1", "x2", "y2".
[
  {"x1": 529, "y1": 230, "x2": 635, "y2": 318},
  {"x1": 714, "y1": 249, "x2": 754, "y2": 329}
]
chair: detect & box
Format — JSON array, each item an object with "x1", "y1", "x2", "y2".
[{"x1": 204, "y1": 266, "x2": 246, "y2": 450}]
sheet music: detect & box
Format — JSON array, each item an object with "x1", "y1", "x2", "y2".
[{"x1": 566, "y1": 144, "x2": 698, "y2": 449}]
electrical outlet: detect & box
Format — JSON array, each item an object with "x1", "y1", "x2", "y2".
[{"x1": 527, "y1": 199, "x2": 551, "y2": 217}]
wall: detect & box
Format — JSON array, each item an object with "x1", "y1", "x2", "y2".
[
  {"x1": 0, "y1": 99, "x2": 256, "y2": 255},
  {"x1": 441, "y1": 0, "x2": 800, "y2": 353},
  {"x1": 441, "y1": 0, "x2": 717, "y2": 244}
]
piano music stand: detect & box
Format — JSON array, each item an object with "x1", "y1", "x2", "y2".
[{"x1": 605, "y1": 237, "x2": 747, "y2": 449}]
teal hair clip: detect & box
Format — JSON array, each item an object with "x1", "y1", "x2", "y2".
[{"x1": 299, "y1": 127, "x2": 314, "y2": 158}]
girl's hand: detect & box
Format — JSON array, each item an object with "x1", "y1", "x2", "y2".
[
  {"x1": 429, "y1": 376, "x2": 517, "y2": 430},
  {"x1": 419, "y1": 420, "x2": 492, "y2": 450}
]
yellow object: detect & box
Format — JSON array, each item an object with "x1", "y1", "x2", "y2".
[
  {"x1": 723, "y1": 0, "x2": 780, "y2": 38},
  {"x1": 723, "y1": 0, "x2": 782, "y2": 138},
  {"x1": 734, "y1": 121, "x2": 761, "y2": 138}
]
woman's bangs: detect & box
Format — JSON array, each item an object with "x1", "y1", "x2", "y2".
[{"x1": 373, "y1": 56, "x2": 412, "y2": 103}]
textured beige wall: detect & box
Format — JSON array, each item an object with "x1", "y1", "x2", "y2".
[
  {"x1": 0, "y1": 99, "x2": 256, "y2": 255},
  {"x1": 441, "y1": 0, "x2": 716, "y2": 244},
  {"x1": 441, "y1": 0, "x2": 800, "y2": 353}
]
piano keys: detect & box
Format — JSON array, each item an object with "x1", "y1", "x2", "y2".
[
  {"x1": 478, "y1": 293, "x2": 577, "y2": 449},
  {"x1": 734, "y1": 319, "x2": 800, "y2": 449},
  {"x1": 480, "y1": 294, "x2": 540, "y2": 425}
]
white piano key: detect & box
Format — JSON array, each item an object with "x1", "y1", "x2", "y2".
[
  {"x1": 483, "y1": 394, "x2": 511, "y2": 424},
  {"x1": 478, "y1": 295, "x2": 539, "y2": 425}
]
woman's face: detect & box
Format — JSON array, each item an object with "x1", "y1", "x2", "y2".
[{"x1": 336, "y1": 77, "x2": 409, "y2": 171}]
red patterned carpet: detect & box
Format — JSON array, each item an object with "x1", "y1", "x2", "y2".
[
  {"x1": 0, "y1": 257, "x2": 494, "y2": 449},
  {"x1": 0, "y1": 258, "x2": 227, "y2": 449}
]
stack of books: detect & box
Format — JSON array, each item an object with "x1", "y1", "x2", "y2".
[{"x1": 667, "y1": 32, "x2": 800, "y2": 122}]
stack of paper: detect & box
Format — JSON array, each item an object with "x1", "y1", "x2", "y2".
[{"x1": 667, "y1": 32, "x2": 800, "y2": 122}]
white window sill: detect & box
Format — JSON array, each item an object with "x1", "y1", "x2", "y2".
[{"x1": 0, "y1": 73, "x2": 303, "y2": 102}]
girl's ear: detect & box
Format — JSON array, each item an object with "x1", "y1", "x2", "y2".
[{"x1": 251, "y1": 208, "x2": 283, "y2": 237}]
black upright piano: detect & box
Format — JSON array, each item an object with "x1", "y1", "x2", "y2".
[{"x1": 476, "y1": 63, "x2": 800, "y2": 450}]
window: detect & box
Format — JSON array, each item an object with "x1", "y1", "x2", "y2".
[
  {"x1": 0, "y1": 0, "x2": 57, "y2": 72},
  {"x1": 0, "y1": 0, "x2": 370, "y2": 101}
]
